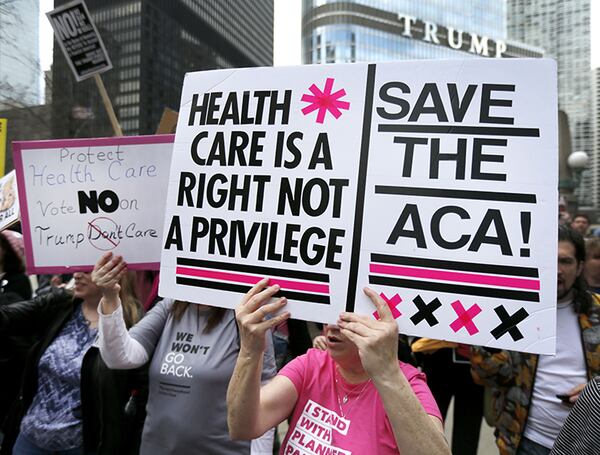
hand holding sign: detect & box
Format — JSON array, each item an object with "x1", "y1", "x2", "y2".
[
  {"x1": 236, "y1": 278, "x2": 290, "y2": 355},
  {"x1": 338, "y1": 288, "x2": 399, "y2": 379}
]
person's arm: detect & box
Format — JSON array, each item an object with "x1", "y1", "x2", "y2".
[
  {"x1": 98, "y1": 302, "x2": 149, "y2": 368},
  {"x1": 338, "y1": 288, "x2": 450, "y2": 455},
  {"x1": 93, "y1": 252, "x2": 149, "y2": 368},
  {"x1": 0, "y1": 287, "x2": 70, "y2": 335},
  {"x1": 227, "y1": 278, "x2": 297, "y2": 440}
]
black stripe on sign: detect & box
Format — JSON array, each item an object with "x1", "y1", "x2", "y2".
[
  {"x1": 374, "y1": 186, "x2": 537, "y2": 204},
  {"x1": 176, "y1": 257, "x2": 329, "y2": 283},
  {"x1": 176, "y1": 277, "x2": 331, "y2": 305},
  {"x1": 370, "y1": 253, "x2": 540, "y2": 278},
  {"x1": 368, "y1": 275, "x2": 540, "y2": 303},
  {"x1": 346, "y1": 63, "x2": 377, "y2": 313},
  {"x1": 377, "y1": 124, "x2": 540, "y2": 137}
]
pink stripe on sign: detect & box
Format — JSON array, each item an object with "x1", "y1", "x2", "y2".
[
  {"x1": 176, "y1": 267, "x2": 330, "y2": 294},
  {"x1": 370, "y1": 263, "x2": 540, "y2": 291}
]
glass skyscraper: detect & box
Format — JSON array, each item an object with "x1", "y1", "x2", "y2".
[
  {"x1": 51, "y1": 0, "x2": 273, "y2": 138},
  {"x1": 302, "y1": 0, "x2": 540, "y2": 64},
  {"x1": 507, "y1": 0, "x2": 593, "y2": 207}
]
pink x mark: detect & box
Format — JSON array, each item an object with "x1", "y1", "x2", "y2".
[
  {"x1": 374, "y1": 293, "x2": 402, "y2": 320},
  {"x1": 449, "y1": 300, "x2": 481, "y2": 335}
]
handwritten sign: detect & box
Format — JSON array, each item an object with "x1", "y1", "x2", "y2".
[
  {"x1": 0, "y1": 171, "x2": 20, "y2": 231},
  {"x1": 14, "y1": 135, "x2": 174, "y2": 273},
  {"x1": 159, "y1": 59, "x2": 557, "y2": 354}
]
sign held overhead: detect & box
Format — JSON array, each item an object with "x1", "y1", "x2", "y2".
[
  {"x1": 159, "y1": 59, "x2": 558, "y2": 354},
  {"x1": 47, "y1": 0, "x2": 112, "y2": 81}
]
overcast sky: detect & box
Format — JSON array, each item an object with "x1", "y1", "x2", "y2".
[{"x1": 40, "y1": 0, "x2": 599, "y2": 72}]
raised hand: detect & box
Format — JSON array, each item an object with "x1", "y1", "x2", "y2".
[
  {"x1": 337, "y1": 287, "x2": 399, "y2": 378},
  {"x1": 91, "y1": 252, "x2": 127, "y2": 300},
  {"x1": 236, "y1": 278, "x2": 290, "y2": 355}
]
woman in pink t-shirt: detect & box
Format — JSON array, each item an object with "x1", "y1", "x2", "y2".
[{"x1": 227, "y1": 279, "x2": 450, "y2": 454}]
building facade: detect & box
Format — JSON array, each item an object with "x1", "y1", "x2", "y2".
[
  {"x1": 0, "y1": 0, "x2": 42, "y2": 108},
  {"x1": 507, "y1": 0, "x2": 593, "y2": 206},
  {"x1": 51, "y1": 0, "x2": 273, "y2": 138},
  {"x1": 302, "y1": 0, "x2": 541, "y2": 65},
  {"x1": 593, "y1": 67, "x2": 600, "y2": 207}
]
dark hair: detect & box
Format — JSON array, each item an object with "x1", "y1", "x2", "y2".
[
  {"x1": 171, "y1": 301, "x2": 227, "y2": 334},
  {"x1": 0, "y1": 234, "x2": 24, "y2": 274},
  {"x1": 572, "y1": 213, "x2": 591, "y2": 223},
  {"x1": 559, "y1": 225, "x2": 592, "y2": 314}
]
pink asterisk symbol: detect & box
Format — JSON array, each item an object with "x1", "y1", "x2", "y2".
[{"x1": 301, "y1": 78, "x2": 350, "y2": 124}]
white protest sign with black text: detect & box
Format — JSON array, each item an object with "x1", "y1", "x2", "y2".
[
  {"x1": 47, "y1": 0, "x2": 112, "y2": 81},
  {"x1": 160, "y1": 59, "x2": 557, "y2": 354},
  {"x1": 14, "y1": 135, "x2": 174, "y2": 273}
]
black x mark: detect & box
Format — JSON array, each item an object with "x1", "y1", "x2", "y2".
[
  {"x1": 491, "y1": 306, "x2": 529, "y2": 341},
  {"x1": 410, "y1": 296, "x2": 442, "y2": 327}
]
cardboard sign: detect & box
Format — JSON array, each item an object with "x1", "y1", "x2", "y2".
[
  {"x1": 47, "y1": 0, "x2": 112, "y2": 81},
  {"x1": 0, "y1": 171, "x2": 20, "y2": 230},
  {"x1": 159, "y1": 59, "x2": 557, "y2": 354},
  {"x1": 14, "y1": 135, "x2": 174, "y2": 273}
]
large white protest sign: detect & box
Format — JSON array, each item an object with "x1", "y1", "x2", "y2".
[
  {"x1": 0, "y1": 170, "x2": 20, "y2": 230},
  {"x1": 14, "y1": 135, "x2": 174, "y2": 273},
  {"x1": 160, "y1": 59, "x2": 557, "y2": 354}
]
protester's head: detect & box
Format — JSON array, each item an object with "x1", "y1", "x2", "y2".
[
  {"x1": 570, "y1": 213, "x2": 590, "y2": 235},
  {"x1": 323, "y1": 324, "x2": 361, "y2": 369},
  {"x1": 584, "y1": 237, "x2": 600, "y2": 290},
  {"x1": 558, "y1": 226, "x2": 591, "y2": 313},
  {"x1": 73, "y1": 271, "x2": 103, "y2": 302},
  {"x1": 0, "y1": 230, "x2": 26, "y2": 274}
]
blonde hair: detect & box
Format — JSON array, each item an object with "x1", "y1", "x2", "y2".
[
  {"x1": 585, "y1": 237, "x2": 600, "y2": 260},
  {"x1": 118, "y1": 271, "x2": 143, "y2": 327}
]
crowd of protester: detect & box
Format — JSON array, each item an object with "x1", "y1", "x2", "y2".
[{"x1": 0, "y1": 208, "x2": 598, "y2": 455}]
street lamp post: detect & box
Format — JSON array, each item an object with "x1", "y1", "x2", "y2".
[{"x1": 564, "y1": 150, "x2": 589, "y2": 213}]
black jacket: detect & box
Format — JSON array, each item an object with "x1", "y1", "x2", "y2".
[
  {"x1": 0, "y1": 288, "x2": 147, "y2": 455},
  {"x1": 0, "y1": 272, "x2": 33, "y2": 424}
]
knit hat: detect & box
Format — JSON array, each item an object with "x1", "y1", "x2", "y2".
[{"x1": 0, "y1": 230, "x2": 25, "y2": 269}]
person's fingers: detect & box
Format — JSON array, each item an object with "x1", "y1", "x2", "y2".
[
  {"x1": 95, "y1": 260, "x2": 127, "y2": 286},
  {"x1": 567, "y1": 383, "x2": 586, "y2": 396},
  {"x1": 339, "y1": 312, "x2": 381, "y2": 330},
  {"x1": 245, "y1": 297, "x2": 287, "y2": 324},
  {"x1": 337, "y1": 320, "x2": 374, "y2": 338},
  {"x1": 103, "y1": 255, "x2": 125, "y2": 274},
  {"x1": 240, "y1": 278, "x2": 270, "y2": 306},
  {"x1": 364, "y1": 287, "x2": 394, "y2": 322},
  {"x1": 569, "y1": 393, "x2": 580, "y2": 404},
  {"x1": 313, "y1": 336, "x2": 327, "y2": 350},
  {"x1": 243, "y1": 284, "x2": 281, "y2": 315},
  {"x1": 339, "y1": 327, "x2": 365, "y2": 349},
  {"x1": 254, "y1": 310, "x2": 291, "y2": 332},
  {"x1": 94, "y1": 255, "x2": 122, "y2": 279},
  {"x1": 93, "y1": 252, "x2": 113, "y2": 272}
]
